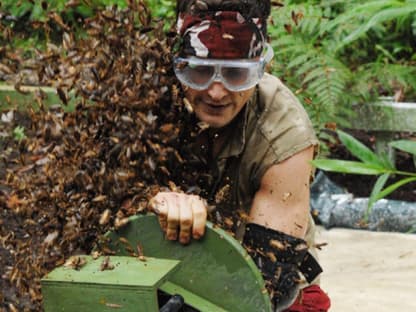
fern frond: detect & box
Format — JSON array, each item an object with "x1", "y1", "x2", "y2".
[
  {"x1": 286, "y1": 53, "x2": 315, "y2": 69},
  {"x1": 269, "y1": 0, "x2": 415, "y2": 136},
  {"x1": 339, "y1": 5, "x2": 416, "y2": 48}
]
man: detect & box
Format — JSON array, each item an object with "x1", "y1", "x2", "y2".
[{"x1": 150, "y1": 1, "x2": 330, "y2": 311}]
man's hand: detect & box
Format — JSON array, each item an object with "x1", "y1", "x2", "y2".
[{"x1": 149, "y1": 192, "x2": 208, "y2": 244}]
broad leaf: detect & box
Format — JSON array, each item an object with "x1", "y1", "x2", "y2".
[
  {"x1": 366, "y1": 173, "x2": 390, "y2": 219},
  {"x1": 375, "y1": 177, "x2": 416, "y2": 200},
  {"x1": 311, "y1": 159, "x2": 387, "y2": 175},
  {"x1": 337, "y1": 130, "x2": 386, "y2": 167},
  {"x1": 389, "y1": 140, "x2": 416, "y2": 156}
]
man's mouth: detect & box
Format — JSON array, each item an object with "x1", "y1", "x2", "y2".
[{"x1": 204, "y1": 102, "x2": 230, "y2": 109}]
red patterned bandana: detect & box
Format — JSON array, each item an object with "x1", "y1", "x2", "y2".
[{"x1": 177, "y1": 11, "x2": 265, "y2": 59}]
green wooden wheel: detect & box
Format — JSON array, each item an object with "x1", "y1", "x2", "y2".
[{"x1": 105, "y1": 214, "x2": 272, "y2": 312}]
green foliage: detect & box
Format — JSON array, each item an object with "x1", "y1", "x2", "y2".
[
  {"x1": 269, "y1": 0, "x2": 416, "y2": 140},
  {"x1": 323, "y1": 0, "x2": 416, "y2": 51},
  {"x1": 1, "y1": 0, "x2": 95, "y2": 52},
  {"x1": 146, "y1": 0, "x2": 176, "y2": 21},
  {"x1": 312, "y1": 130, "x2": 416, "y2": 219},
  {"x1": 0, "y1": 0, "x2": 176, "y2": 52},
  {"x1": 389, "y1": 140, "x2": 416, "y2": 155},
  {"x1": 13, "y1": 125, "x2": 26, "y2": 142},
  {"x1": 0, "y1": 0, "x2": 175, "y2": 25},
  {"x1": 0, "y1": 0, "x2": 128, "y2": 21}
]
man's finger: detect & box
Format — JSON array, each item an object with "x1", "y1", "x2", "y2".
[
  {"x1": 178, "y1": 198, "x2": 193, "y2": 244},
  {"x1": 191, "y1": 196, "x2": 207, "y2": 240},
  {"x1": 149, "y1": 194, "x2": 169, "y2": 231},
  {"x1": 166, "y1": 195, "x2": 180, "y2": 240}
]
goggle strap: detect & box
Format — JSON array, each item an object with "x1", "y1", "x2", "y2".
[{"x1": 262, "y1": 43, "x2": 274, "y2": 64}]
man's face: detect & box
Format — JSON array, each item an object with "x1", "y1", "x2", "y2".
[{"x1": 184, "y1": 82, "x2": 255, "y2": 128}]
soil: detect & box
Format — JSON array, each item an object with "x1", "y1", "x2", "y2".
[{"x1": 325, "y1": 129, "x2": 416, "y2": 202}]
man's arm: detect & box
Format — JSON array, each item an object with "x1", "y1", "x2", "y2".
[
  {"x1": 149, "y1": 146, "x2": 315, "y2": 246},
  {"x1": 243, "y1": 145, "x2": 320, "y2": 311},
  {"x1": 248, "y1": 145, "x2": 314, "y2": 238}
]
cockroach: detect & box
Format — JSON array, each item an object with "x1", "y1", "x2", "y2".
[
  {"x1": 100, "y1": 256, "x2": 114, "y2": 271},
  {"x1": 269, "y1": 239, "x2": 285, "y2": 251},
  {"x1": 48, "y1": 12, "x2": 70, "y2": 31},
  {"x1": 57, "y1": 87, "x2": 68, "y2": 105}
]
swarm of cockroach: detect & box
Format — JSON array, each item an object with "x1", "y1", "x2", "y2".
[
  {"x1": 1, "y1": 2, "x2": 204, "y2": 310},
  {"x1": 0, "y1": 2, "x2": 260, "y2": 310}
]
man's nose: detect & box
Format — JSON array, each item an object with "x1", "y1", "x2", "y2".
[{"x1": 207, "y1": 82, "x2": 228, "y2": 101}]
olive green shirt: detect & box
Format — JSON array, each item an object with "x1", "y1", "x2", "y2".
[
  {"x1": 194, "y1": 73, "x2": 320, "y2": 284},
  {"x1": 202, "y1": 73, "x2": 317, "y2": 208}
]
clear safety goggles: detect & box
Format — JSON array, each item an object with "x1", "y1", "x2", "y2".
[{"x1": 173, "y1": 44, "x2": 274, "y2": 92}]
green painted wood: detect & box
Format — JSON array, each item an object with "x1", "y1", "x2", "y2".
[
  {"x1": 41, "y1": 256, "x2": 180, "y2": 312},
  {"x1": 106, "y1": 214, "x2": 272, "y2": 312},
  {"x1": 0, "y1": 84, "x2": 77, "y2": 111},
  {"x1": 160, "y1": 281, "x2": 228, "y2": 312},
  {"x1": 42, "y1": 284, "x2": 158, "y2": 311}
]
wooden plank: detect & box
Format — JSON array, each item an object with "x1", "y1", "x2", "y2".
[
  {"x1": 345, "y1": 100, "x2": 416, "y2": 163},
  {"x1": 41, "y1": 256, "x2": 180, "y2": 312},
  {"x1": 349, "y1": 101, "x2": 416, "y2": 132},
  {"x1": 0, "y1": 84, "x2": 78, "y2": 111}
]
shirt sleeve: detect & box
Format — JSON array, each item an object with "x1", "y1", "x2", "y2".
[{"x1": 250, "y1": 74, "x2": 319, "y2": 191}]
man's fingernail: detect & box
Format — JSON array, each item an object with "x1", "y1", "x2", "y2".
[{"x1": 180, "y1": 238, "x2": 189, "y2": 245}]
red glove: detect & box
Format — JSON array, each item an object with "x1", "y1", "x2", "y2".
[{"x1": 284, "y1": 285, "x2": 331, "y2": 312}]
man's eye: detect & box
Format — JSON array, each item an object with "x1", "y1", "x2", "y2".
[
  {"x1": 191, "y1": 65, "x2": 214, "y2": 76},
  {"x1": 222, "y1": 67, "x2": 249, "y2": 83}
]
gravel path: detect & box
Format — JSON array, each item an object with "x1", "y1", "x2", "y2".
[{"x1": 317, "y1": 226, "x2": 416, "y2": 312}]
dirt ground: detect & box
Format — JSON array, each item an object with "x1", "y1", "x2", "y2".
[{"x1": 316, "y1": 226, "x2": 416, "y2": 312}]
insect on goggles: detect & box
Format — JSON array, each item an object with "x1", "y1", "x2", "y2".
[{"x1": 173, "y1": 44, "x2": 274, "y2": 92}]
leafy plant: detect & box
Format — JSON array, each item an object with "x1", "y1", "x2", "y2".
[
  {"x1": 0, "y1": 0, "x2": 176, "y2": 52},
  {"x1": 269, "y1": 0, "x2": 416, "y2": 142},
  {"x1": 312, "y1": 130, "x2": 416, "y2": 220},
  {"x1": 13, "y1": 125, "x2": 26, "y2": 142},
  {"x1": 269, "y1": 4, "x2": 351, "y2": 134},
  {"x1": 146, "y1": 0, "x2": 175, "y2": 21},
  {"x1": 1, "y1": 1, "x2": 92, "y2": 53}
]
